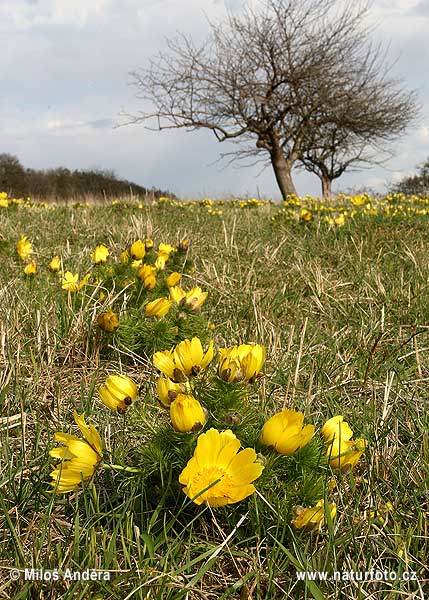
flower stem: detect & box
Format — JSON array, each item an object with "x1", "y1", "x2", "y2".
[{"x1": 103, "y1": 462, "x2": 143, "y2": 474}]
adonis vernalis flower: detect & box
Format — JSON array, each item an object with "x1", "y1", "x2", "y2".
[
  {"x1": 0, "y1": 192, "x2": 9, "y2": 207},
  {"x1": 99, "y1": 374, "x2": 138, "y2": 413},
  {"x1": 130, "y1": 239, "x2": 146, "y2": 260},
  {"x1": 169, "y1": 285, "x2": 187, "y2": 304},
  {"x1": 16, "y1": 235, "x2": 33, "y2": 260},
  {"x1": 120, "y1": 249, "x2": 130, "y2": 264},
  {"x1": 218, "y1": 344, "x2": 265, "y2": 383},
  {"x1": 144, "y1": 297, "x2": 172, "y2": 318},
  {"x1": 157, "y1": 375, "x2": 186, "y2": 408},
  {"x1": 49, "y1": 255, "x2": 61, "y2": 272},
  {"x1": 178, "y1": 239, "x2": 189, "y2": 252},
  {"x1": 49, "y1": 412, "x2": 102, "y2": 493},
  {"x1": 300, "y1": 208, "x2": 313, "y2": 222},
  {"x1": 155, "y1": 254, "x2": 167, "y2": 270},
  {"x1": 170, "y1": 393, "x2": 206, "y2": 432},
  {"x1": 179, "y1": 428, "x2": 264, "y2": 506},
  {"x1": 322, "y1": 415, "x2": 367, "y2": 471},
  {"x1": 166, "y1": 271, "x2": 182, "y2": 287},
  {"x1": 138, "y1": 264, "x2": 156, "y2": 289},
  {"x1": 292, "y1": 499, "x2": 337, "y2": 530},
  {"x1": 97, "y1": 310, "x2": 119, "y2": 332},
  {"x1": 24, "y1": 260, "x2": 37, "y2": 275},
  {"x1": 261, "y1": 409, "x2": 314, "y2": 456},
  {"x1": 61, "y1": 271, "x2": 80, "y2": 292},
  {"x1": 321, "y1": 415, "x2": 353, "y2": 443},
  {"x1": 153, "y1": 337, "x2": 214, "y2": 382},
  {"x1": 158, "y1": 243, "x2": 175, "y2": 255},
  {"x1": 78, "y1": 273, "x2": 91, "y2": 290},
  {"x1": 181, "y1": 287, "x2": 208, "y2": 311},
  {"x1": 91, "y1": 244, "x2": 109, "y2": 264}
]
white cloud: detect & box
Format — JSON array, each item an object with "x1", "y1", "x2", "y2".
[
  {"x1": 37, "y1": 0, "x2": 110, "y2": 27},
  {"x1": 415, "y1": 126, "x2": 429, "y2": 143},
  {"x1": 364, "y1": 177, "x2": 387, "y2": 191},
  {"x1": 391, "y1": 170, "x2": 415, "y2": 182},
  {"x1": 0, "y1": 0, "x2": 111, "y2": 31}
]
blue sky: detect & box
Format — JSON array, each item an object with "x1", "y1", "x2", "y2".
[{"x1": 1, "y1": 0, "x2": 428, "y2": 200}]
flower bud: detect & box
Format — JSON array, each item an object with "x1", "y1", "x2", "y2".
[
  {"x1": 170, "y1": 393, "x2": 206, "y2": 433},
  {"x1": 99, "y1": 374, "x2": 138, "y2": 413}
]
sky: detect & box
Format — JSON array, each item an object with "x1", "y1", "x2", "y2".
[{"x1": 1, "y1": 0, "x2": 428, "y2": 200}]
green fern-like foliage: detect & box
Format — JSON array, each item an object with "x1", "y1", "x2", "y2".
[{"x1": 115, "y1": 309, "x2": 179, "y2": 356}]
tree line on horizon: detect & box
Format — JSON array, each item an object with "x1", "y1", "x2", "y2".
[{"x1": 0, "y1": 153, "x2": 174, "y2": 201}]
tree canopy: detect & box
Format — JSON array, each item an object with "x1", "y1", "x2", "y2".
[
  {"x1": 129, "y1": 0, "x2": 419, "y2": 199},
  {"x1": 391, "y1": 157, "x2": 429, "y2": 196},
  {"x1": 0, "y1": 154, "x2": 173, "y2": 200}
]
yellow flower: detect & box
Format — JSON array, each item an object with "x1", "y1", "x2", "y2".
[
  {"x1": 335, "y1": 214, "x2": 345, "y2": 227},
  {"x1": 49, "y1": 412, "x2": 102, "y2": 493},
  {"x1": 166, "y1": 272, "x2": 182, "y2": 287},
  {"x1": 179, "y1": 428, "x2": 264, "y2": 506},
  {"x1": 130, "y1": 239, "x2": 146, "y2": 260},
  {"x1": 49, "y1": 256, "x2": 61, "y2": 272},
  {"x1": 155, "y1": 254, "x2": 167, "y2": 270},
  {"x1": 182, "y1": 287, "x2": 208, "y2": 311},
  {"x1": 157, "y1": 375, "x2": 186, "y2": 408},
  {"x1": 24, "y1": 260, "x2": 37, "y2": 276},
  {"x1": 97, "y1": 310, "x2": 119, "y2": 332},
  {"x1": 218, "y1": 344, "x2": 265, "y2": 383},
  {"x1": 173, "y1": 338, "x2": 214, "y2": 377},
  {"x1": 61, "y1": 271, "x2": 79, "y2": 292},
  {"x1": 260, "y1": 409, "x2": 314, "y2": 455},
  {"x1": 131, "y1": 259, "x2": 143, "y2": 269},
  {"x1": 120, "y1": 249, "x2": 130, "y2": 264},
  {"x1": 300, "y1": 208, "x2": 313, "y2": 222},
  {"x1": 327, "y1": 437, "x2": 367, "y2": 471},
  {"x1": 322, "y1": 415, "x2": 367, "y2": 470},
  {"x1": 169, "y1": 285, "x2": 187, "y2": 304},
  {"x1": 158, "y1": 243, "x2": 175, "y2": 255},
  {"x1": 99, "y1": 374, "x2": 138, "y2": 413},
  {"x1": 144, "y1": 297, "x2": 172, "y2": 318},
  {"x1": 91, "y1": 244, "x2": 109, "y2": 264},
  {"x1": 292, "y1": 499, "x2": 337, "y2": 530},
  {"x1": 16, "y1": 235, "x2": 33, "y2": 260},
  {"x1": 170, "y1": 393, "x2": 206, "y2": 432},
  {"x1": 145, "y1": 238, "x2": 154, "y2": 250},
  {"x1": 321, "y1": 415, "x2": 353, "y2": 443},
  {"x1": 327, "y1": 214, "x2": 346, "y2": 227},
  {"x1": 78, "y1": 273, "x2": 91, "y2": 290},
  {"x1": 138, "y1": 264, "x2": 157, "y2": 289},
  {"x1": 153, "y1": 337, "x2": 214, "y2": 382},
  {"x1": 178, "y1": 239, "x2": 189, "y2": 252}
]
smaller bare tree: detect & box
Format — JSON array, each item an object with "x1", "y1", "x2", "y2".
[{"x1": 297, "y1": 53, "x2": 419, "y2": 196}]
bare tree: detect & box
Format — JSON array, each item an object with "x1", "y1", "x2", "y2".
[
  {"x1": 128, "y1": 0, "x2": 418, "y2": 200},
  {"x1": 297, "y1": 48, "x2": 419, "y2": 196},
  {"x1": 391, "y1": 156, "x2": 429, "y2": 195},
  {"x1": 0, "y1": 153, "x2": 26, "y2": 196}
]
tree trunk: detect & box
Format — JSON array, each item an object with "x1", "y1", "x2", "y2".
[
  {"x1": 321, "y1": 174, "x2": 332, "y2": 198},
  {"x1": 269, "y1": 148, "x2": 297, "y2": 200}
]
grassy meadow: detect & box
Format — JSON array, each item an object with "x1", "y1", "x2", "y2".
[{"x1": 0, "y1": 192, "x2": 428, "y2": 599}]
